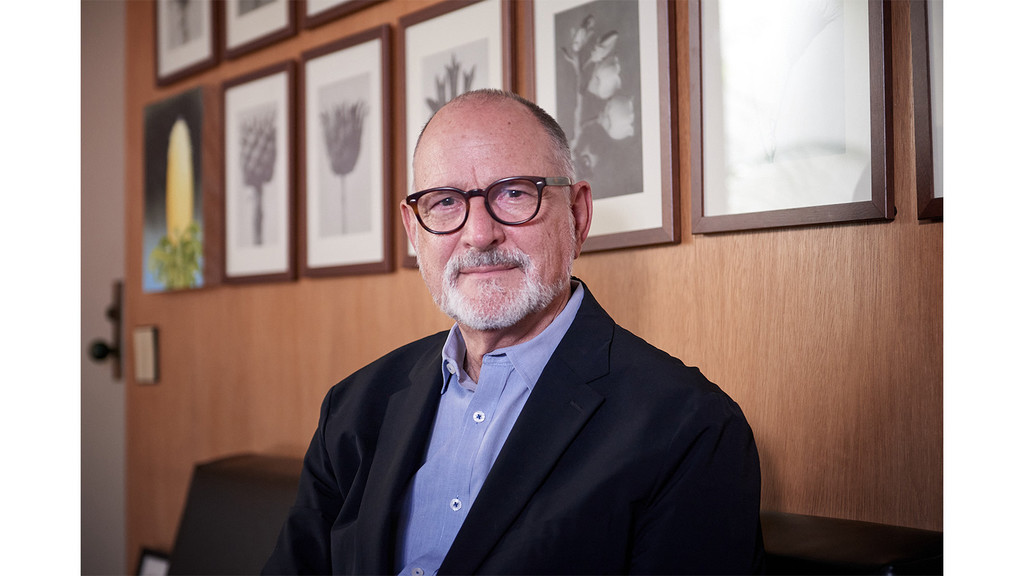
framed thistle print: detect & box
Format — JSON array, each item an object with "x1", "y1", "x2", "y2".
[
  {"x1": 155, "y1": 0, "x2": 218, "y2": 86},
  {"x1": 690, "y1": 0, "x2": 894, "y2": 233},
  {"x1": 223, "y1": 0, "x2": 297, "y2": 59},
  {"x1": 525, "y1": 0, "x2": 680, "y2": 252},
  {"x1": 222, "y1": 62, "x2": 296, "y2": 282},
  {"x1": 397, "y1": 0, "x2": 514, "y2": 267},
  {"x1": 300, "y1": 26, "x2": 393, "y2": 276}
]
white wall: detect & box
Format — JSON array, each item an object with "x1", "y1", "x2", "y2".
[{"x1": 82, "y1": 1, "x2": 126, "y2": 574}]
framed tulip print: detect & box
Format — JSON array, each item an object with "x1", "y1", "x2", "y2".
[
  {"x1": 300, "y1": 26, "x2": 393, "y2": 276},
  {"x1": 525, "y1": 0, "x2": 680, "y2": 252},
  {"x1": 223, "y1": 0, "x2": 297, "y2": 59},
  {"x1": 397, "y1": 0, "x2": 514, "y2": 267},
  {"x1": 222, "y1": 62, "x2": 296, "y2": 283},
  {"x1": 154, "y1": 0, "x2": 218, "y2": 86},
  {"x1": 690, "y1": 0, "x2": 894, "y2": 234}
]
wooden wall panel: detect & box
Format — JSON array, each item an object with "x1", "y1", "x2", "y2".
[{"x1": 122, "y1": 0, "x2": 941, "y2": 565}]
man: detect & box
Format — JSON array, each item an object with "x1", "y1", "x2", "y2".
[{"x1": 264, "y1": 90, "x2": 763, "y2": 575}]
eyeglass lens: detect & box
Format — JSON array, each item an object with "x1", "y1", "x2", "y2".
[{"x1": 417, "y1": 178, "x2": 541, "y2": 232}]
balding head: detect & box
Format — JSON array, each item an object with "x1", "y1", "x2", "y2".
[{"x1": 414, "y1": 90, "x2": 575, "y2": 184}]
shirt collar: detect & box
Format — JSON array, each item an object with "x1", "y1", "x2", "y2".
[{"x1": 439, "y1": 280, "x2": 585, "y2": 393}]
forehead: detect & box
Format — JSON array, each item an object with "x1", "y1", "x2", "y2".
[{"x1": 413, "y1": 101, "x2": 558, "y2": 189}]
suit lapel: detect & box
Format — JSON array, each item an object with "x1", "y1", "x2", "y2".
[
  {"x1": 354, "y1": 340, "x2": 444, "y2": 575},
  {"x1": 440, "y1": 286, "x2": 614, "y2": 574}
]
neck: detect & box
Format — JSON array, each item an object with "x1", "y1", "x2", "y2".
[{"x1": 458, "y1": 288, "x2": 571, "y2": 382}]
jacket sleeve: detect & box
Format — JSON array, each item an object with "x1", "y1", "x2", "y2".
[
  {"x1": 629, "y1": 392, "x2": 765, "y2": 575},
  {"x1": 263, "y1": 387, "x2": 343, "y2": 575}
]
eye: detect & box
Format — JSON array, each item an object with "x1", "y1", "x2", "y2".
[
  {"x1": 422, "y1": 190, "x2": 464, "y2": 213},
  {"x1": 492, "y1": 181, "x2": 538, "y2": 203}
]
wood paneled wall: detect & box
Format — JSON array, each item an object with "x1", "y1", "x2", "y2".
[{"x1": 123, "y1": 0, "x2": 942, "y2": 564}]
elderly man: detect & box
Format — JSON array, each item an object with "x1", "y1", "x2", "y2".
[{"x1": 264, "y1": 90, "x2": 763, "y2": 575}]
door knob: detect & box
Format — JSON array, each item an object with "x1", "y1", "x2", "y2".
[{"x1": 88, "y1": 280, "x2": 122, "y2": 380}]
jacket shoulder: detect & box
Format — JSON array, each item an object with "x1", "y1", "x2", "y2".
[{"x1": 318, "y1": 330, "x2": 447, "y2": 420}]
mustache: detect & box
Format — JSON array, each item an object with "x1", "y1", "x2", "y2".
[{"x1": 445, "y1": 248, "x2": 530, "y2": 278}]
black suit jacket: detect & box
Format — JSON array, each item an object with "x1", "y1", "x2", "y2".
[{"x1": 264, "y1": 283, "x2": 764, "y2": 575}]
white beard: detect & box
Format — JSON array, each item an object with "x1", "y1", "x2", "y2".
[
  {"x1": 418, "y1": 208, "x2": 578, "y2": 332},
  {"x1": 436, "y1": 247, "x2": 561, "y2": 332}
]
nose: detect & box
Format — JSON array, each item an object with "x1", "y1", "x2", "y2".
[{"x1": 460, "y1": 196, "x2": 505, "y2": 250}]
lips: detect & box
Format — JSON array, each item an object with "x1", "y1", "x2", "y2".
[{"x1": 459, "y1": 263, "x2": 518, "y2": 275}]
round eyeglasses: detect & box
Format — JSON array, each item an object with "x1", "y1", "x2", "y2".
[{"x1": 405, "y1": 176, "x2": 573, "y2": 235}]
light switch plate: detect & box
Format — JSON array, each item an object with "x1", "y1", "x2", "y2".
[{"x1": 133, "y1": 326, "x2": 159, "y2": 384}]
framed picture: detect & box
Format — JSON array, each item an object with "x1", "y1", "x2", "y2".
[
  {"x1": 143, "y1": 86, "x2": 218, "y2": 293},
  {"x1": 526, "y1": 0, "x2": 680, "y2": 252},
  {"x1": 222, "y1": 62, "x2": 296, "y2": 282},
  {"x1": 154, "y1": 0, "x2": 218, "y2": 86},
  {"x1": 223, "y1": 0, "x2": 297, "y2": 59},
  {"x1": 135, "y1": 548, "x2": 169, "y2": 576},
  {"x1": 300, "y1": 26, "x2": 393, "y2": 276},
  {"x1": 690, "y1": 0, "x2": 894, "y2": 234},
  {"x1": 397, "y1": 0, "x2": 514, "y2": 267},
  {"x1": 302, "y1": 0, "x2": 385, "y2": 29},
  {"x1": 911, "y1": 0, "x2": 942, "y2": 220}
]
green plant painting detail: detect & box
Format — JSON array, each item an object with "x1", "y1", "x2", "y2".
[{"x1": 148, "y1": 221, "x2": 202, "y2": 289}]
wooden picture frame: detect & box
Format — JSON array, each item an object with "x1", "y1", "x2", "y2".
[
  {"x1": 299, "y1": 26, "x2": 394, "y2": 277},
  {"x1": 223, "y1": 0, "x2": 297, "y2": 60},
  {"x1": 135, "y1": 548, "x2": 169, "y2": 576},
  {"x1": 143, "y1": 86, "x2": 220, "y2": 292},
  {"x1": 690, "y1": 0, "x2": 894, "y2": 234},
  {"x1": 302, "y1": 0, "x2": 385, "y2": 29},
  {"x1": 222, "y1": 62, "x2": 296, "y2": 283},
  {"x1": 910, "y1": 0, "x2": 942, "y2": 220},
  {"x1": 397, "y1": 0, "x2": 514, "y2": 268},
  {"x1": 154, "y1": 0, "x2": 218, "y2": 86},
  {"x1": 525, "y1": 0, "x2": 680, "y2": 252}
]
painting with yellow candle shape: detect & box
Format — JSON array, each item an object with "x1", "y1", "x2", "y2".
[{"x1": 143, "y1": 87, "x2": 205, "y2": 292}]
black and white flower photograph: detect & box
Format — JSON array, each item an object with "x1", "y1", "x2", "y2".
[{"x1": 554, "y1": 0, "x2": 643, "y2": 200}]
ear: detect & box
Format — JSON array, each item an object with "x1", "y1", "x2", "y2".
[
  {"x1": 400, "y1": 202, "x2": 419, "y2": 255},
  {"x1": 569, "y1": 180, "x2": 593, "y2": 258}
]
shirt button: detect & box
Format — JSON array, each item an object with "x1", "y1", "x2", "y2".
[
  {"x1": 446, "y1": 362, "x2": 457, "y2": 375},
  {"x1": 473, "y1": 411, "x2": 486, "y2": 423},
  {"x1": 412, "y1": 569, "x2": 425, "y2": 576},
  {"x1": 450, "y1": 498, "x2": 463, "y2": 511}
]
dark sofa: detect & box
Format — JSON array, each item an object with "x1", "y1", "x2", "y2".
[{"x1": 163, "y1": 454, "x2": 942, "y2": 575}]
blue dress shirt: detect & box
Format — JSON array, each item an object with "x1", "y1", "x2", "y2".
[{"x1": 395, "y1": 282, "x2": 585, "y2": 576}]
